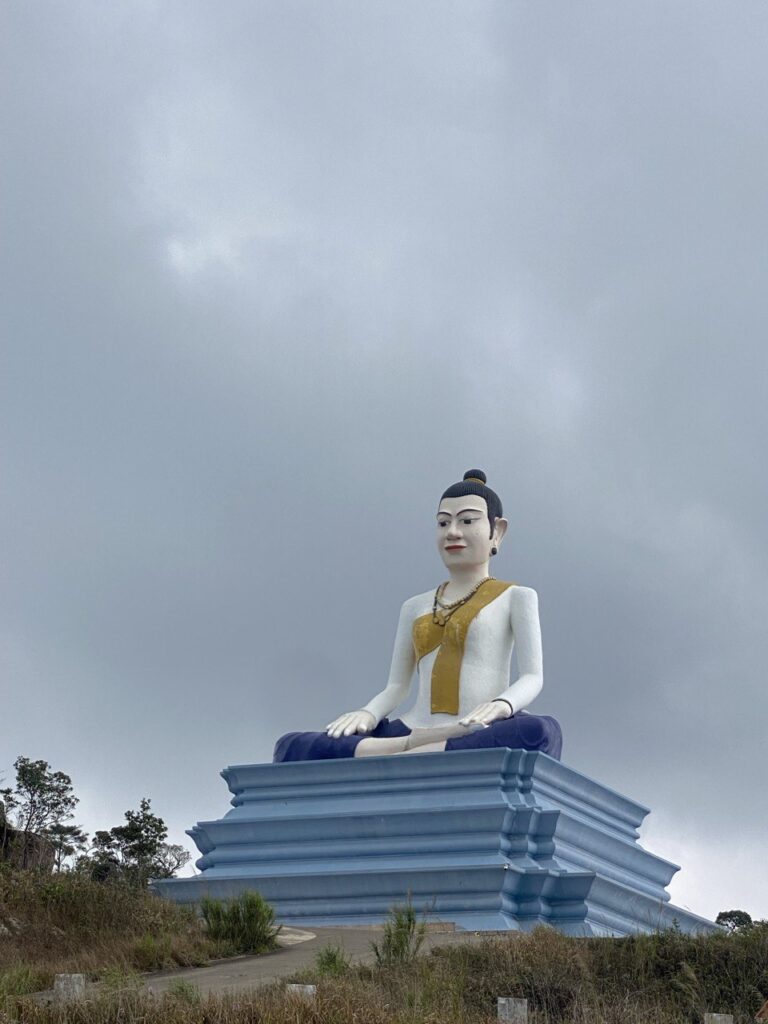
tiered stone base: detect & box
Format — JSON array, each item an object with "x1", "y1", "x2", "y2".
[{"x1": 153, "y1": 749, "x2": 716, "y2": 936}]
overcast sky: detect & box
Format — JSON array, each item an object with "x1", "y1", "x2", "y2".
[{"x1": 2, "y1": 1, "x2": 767, "y2": 923}]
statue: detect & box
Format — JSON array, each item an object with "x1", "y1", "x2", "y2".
[
  {"x1": 155, "y1": 468, "x2": 714, "y2": 937},
  {"x1": 274, "y1": 470, "x2": 562, "y2": 762}
]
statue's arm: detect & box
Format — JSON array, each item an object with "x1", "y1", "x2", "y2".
[
  {"x1": 458, "y1": 585, "x2": 543, "y2": 727},
  {"x1": 326, "y1": 598, "x2": 417, "y2": 737},
  {"x1": 496, "y1": 585, "x2": 543, "y2": 714}
]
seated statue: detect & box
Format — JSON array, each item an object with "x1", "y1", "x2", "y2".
[{"x1": 274, "y1": 469, "x2": 562, "y2": 762}]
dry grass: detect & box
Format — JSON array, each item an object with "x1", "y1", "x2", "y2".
[
  {"x1": 5, "y1": 924, "x2": 742, "y2": 1024},
  {"x1": 0, "y1": 965, "x2": 759, "y2": 1024},
  {"x1": 419, "y1": 926, "x2": 768, "y2": 1023},
  {"x1": 2, "y1": 869, "x2": 766, "y2": 1023},
  {"x1": 291, "y1": 925, "x2": 766, "y2": 1024},
  {"x1": 0, "y1": 867, "x2": 220, "y2": 993},
  {"x1": 3, "y1": 980, "x2": 461, "y2": 1024}
]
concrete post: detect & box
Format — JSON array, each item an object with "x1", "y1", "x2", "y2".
[
  {"x1": 498, "y1": 996, "x2": 528, "y2": 1022},
  {"x1": 286, "y1": 984, "x2": 317, "y2": 999},
  {"x1": 704, "y1": 1016, "x2": 733, "y2": 1024},
  {"x1": 53, "y1": 974, "x2": 86, "y2": 1004}
]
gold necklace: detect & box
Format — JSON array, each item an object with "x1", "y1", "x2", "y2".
[{"x1": 432, "y1": 576, "x2": 494, "y2": 627}]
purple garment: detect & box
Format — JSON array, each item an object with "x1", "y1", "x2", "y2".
[
  {"x1": 445, "y1": 712, "x2": 562, "y2": 758},
  {"x1": 273, "y1": 713, "x2": 562, "y2": 763}
]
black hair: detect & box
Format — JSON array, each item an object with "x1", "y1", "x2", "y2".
[{"x1": 440, "y1": 469, "x2": 503, "y2": 539}]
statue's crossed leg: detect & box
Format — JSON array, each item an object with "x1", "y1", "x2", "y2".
[
  {"x1": 355, "y1": 721, "x2": 484, "y2": 757},
  {"x1": 273, "y1": 714, "x2": 562, "y2": 763}
]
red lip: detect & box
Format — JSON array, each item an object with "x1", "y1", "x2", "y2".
[{"x1": 445, "y1": 545, "x2": 465, "y2": 551}]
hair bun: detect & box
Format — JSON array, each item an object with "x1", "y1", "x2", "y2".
[{"x1": 463, "y1": 469, "x2": 487, "y2": 484}]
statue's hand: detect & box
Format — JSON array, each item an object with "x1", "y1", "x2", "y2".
[
  {"x1": 459, "y1": 700, "x2": 512, "y2": 728},
  {"x1": 325, "y1": 709, "x2": 377, "y2": 739}
]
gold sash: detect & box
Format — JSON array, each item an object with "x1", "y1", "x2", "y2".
[{"x1": 412, "y1": 580, "x2": 515, "y2": 715}]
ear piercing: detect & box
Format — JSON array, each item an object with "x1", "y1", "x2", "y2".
[{"x1": 491, "y1": 546, "x2": 498, "y2": 556}]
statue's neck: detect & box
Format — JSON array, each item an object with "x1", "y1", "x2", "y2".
[{"x1": 442, "y1": 563, "x2": 492, "y2": 602}]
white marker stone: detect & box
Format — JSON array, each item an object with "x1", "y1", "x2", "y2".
[
  {"x1": 286, "y1": 983, "x2": 317, "y2": 999},
  {"x1": 53, "y1": 974, "x2": 86, "y2": 1003},
  {"x1": 498, "y1": 996, "x2": 528, "y2": 1021}
]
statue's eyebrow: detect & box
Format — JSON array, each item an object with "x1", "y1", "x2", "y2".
[{"x1": 436, "y1": 507, "x2": 485, "y2": 518}]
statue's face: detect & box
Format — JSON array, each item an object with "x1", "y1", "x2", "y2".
[{"x1": 436, "y1": 496, "x2": 493, "y2": 568}]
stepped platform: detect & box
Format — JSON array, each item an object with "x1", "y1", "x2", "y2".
[{"x1": 153, "y1": 749, "x2": 717, "y2": 936}]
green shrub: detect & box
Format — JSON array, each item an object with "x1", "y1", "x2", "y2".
[
  {"x1": 131, "y1": 932, "x2": 173, "y2": 972},
  {"x1": 314, "y1": 943, "x2": 351, "y2": 976},
  {"x1": 166, "y1": 978, "x2": 201, "y2": 1004},
  {"x1": 371, "y1": 902, "x2": 426, "y2": 967},
  {"x1": 200, "y1": 891, "x2": 281, "y2": 955},
  {"x1": 99, "y1": 965, "x2": 142, "y2": 992},
  {"x1": 0, "y1": 964, "x2": 51, "y2": 998}
]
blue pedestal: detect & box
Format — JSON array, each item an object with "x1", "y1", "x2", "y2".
[{"x1": 153, "y1": 750, "x2": 716, "y2": 936}]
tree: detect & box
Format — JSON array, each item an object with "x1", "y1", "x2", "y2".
[
  {"x1": 82, "y1": 831, "x2": 121, "y2": 882},
  {"x1": 151, "y1": 842, "x2": 191, "y2": 879},
  {"x1": 82, "y1": 798, "x2": 190, "y2": 884},
  {"x1": 0, "y1": 757, "x2": 79, "y2": 868},
  {"x1": 716, "y1": 909, "x2": 753, "y2": 933},
  {"x1": 110, "y1": 797, "x2": 168, "y2": 869},
  {"x1": 0, "y1": 793, "x2": 11, "y2": 860},
  {"x1": 47, "y1": 823, "x2": 89, "y2": 871}
]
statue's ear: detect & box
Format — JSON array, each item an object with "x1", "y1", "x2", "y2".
[{"x1": 493, "y1": 517, "x2": 508, "y2": 548}]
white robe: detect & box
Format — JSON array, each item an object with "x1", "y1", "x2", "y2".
[{"x1": 362, "y1": 585, "x2": 543, "y2": 729}]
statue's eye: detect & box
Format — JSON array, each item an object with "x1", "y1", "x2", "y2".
[
  {"x1": 462, "y1": 518, "x2": 474, "y2": 525},
  {"x1": 438, "y1": 521, "x2": 448, "y2": 528}
]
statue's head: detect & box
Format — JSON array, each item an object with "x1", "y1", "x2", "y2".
[{"x1": 437, "y1": 469, "x2": 508, "y2": 569}]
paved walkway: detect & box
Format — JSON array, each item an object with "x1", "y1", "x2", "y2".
[{"x1": 143, "y1": 924, "x2": 487, "y2": 997}]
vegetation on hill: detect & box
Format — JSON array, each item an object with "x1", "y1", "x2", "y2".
[
  {"x1": 298, "y1": 923, "x2": 768, "y2": 1024},
  {"x1": 0, "y1": 753, "x2": 210, "y2": 1003},
  {"x1": 0, "y1": 867, "x2": 216, "y2": 992},
  {"x1": 1, "y1": 921, "x2": 767, "y2": 1023}
]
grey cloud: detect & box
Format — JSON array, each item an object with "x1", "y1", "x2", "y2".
[{"x1": 2, "y1": 0, "x2": 767, "y2": 919}]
